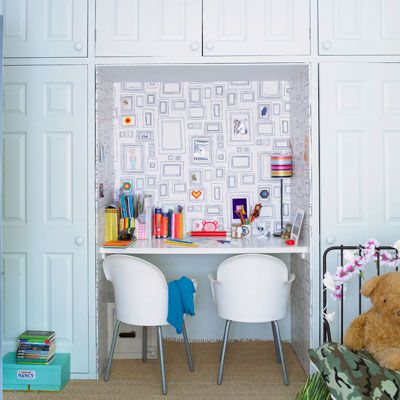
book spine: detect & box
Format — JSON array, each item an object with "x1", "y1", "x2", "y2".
[
  {"x1": 17, "y1": 345, "x2": 53, "y2": 350},
  {"x1": 19, "y1": 336, "x2": 55, "y2": 341},
  {"x1": 18, "y1": 340, "x2": 52, "y2": 344}
]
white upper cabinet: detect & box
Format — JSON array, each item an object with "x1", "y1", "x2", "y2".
[
  {"x1": 3, "y1": 0, "x2": 88, "y2": 58},
  {"x1": 319, "y1": 0, "x2": 400, "y2": 55},
  {"x1": 203, "y1": 0, "x2": 310, "y2": 56},
  {"x1": 320, "y1": 63, "x2": 400, "y2": 247},
  {"x1": 96, "y1": 0, "x2": 202, "y2": 57}
]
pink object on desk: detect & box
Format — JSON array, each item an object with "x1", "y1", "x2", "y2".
[
  {"x1": 191, "y1": 231, "x2": 226, "y2": 237},
  {"x1": 137, "y1": 221, "x2": 146, "y2": 240}
]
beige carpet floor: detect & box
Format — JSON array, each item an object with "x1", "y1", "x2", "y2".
[{"x1": 4, "y1": 341, "x2": 307, "y2": 400}]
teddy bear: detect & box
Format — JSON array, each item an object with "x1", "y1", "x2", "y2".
[{"x1": 344, "y1": 271, "x2": 400, "y2": 370}]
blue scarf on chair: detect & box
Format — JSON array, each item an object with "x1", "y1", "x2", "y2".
[{"x1": 167, "y1": 277, "x2": 195, "y2": 334}]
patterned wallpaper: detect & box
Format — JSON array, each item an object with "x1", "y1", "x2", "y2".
[
  {"x1": 289, "y1": 68, "x2": 312, "y2": 372},
  {"x1": 95, "y1": 69, "x2": 115, "y2": 378},
  {"x1": 112, "y1": 80, "x2": 294, "y2": 232}
]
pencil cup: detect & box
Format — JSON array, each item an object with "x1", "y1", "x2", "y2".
[
  {"x1": 231, "y1": 224, "x2": 243, "y2": 239},
  {"x1": 241, "y1": 225, "x2": 250, "y2": 237}
]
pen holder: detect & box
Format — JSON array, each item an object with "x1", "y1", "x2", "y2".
[
  {"x1": 241, "y1": 224, "x2": 250, "y2": 237},
  {"x1": 231, "y1": 223, "x2": 243, "y2": 239}
]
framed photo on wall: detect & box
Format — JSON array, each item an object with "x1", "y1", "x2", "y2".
[
  {"x1": 191, "y1": 137, "x2": 212, "y2": 164},
  {"x1": 291, "y1": 208, "x2": 305, "y2": 244},
  {"x1": 121, "y1": 144, "x2": 144, "y2": 173},
  {"x1": 228, "y1": 111, "x2": 252, "y2": 143}
]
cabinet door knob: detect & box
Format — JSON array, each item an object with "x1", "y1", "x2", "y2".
[
  {"x1": 74, "y1": 41, "x2": 83, "y2": 51},
  {"x1": 190, "y1": 41, "x2": 199, "y2": 51},
  {"x1": 325, "y1": 235, "x2": 335, "y2": 245},
  {"x1": 322, "y1": 41, "x2": 332, "y2": 50},
  {"x1": 75, "y1": 236, "x2": 85, "y2": 245},
  {"x1": 205, "y1": 41, "x2": 215, "y2": 50}
]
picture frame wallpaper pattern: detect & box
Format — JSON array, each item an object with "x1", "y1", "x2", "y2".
[
  {"x1": 113, "y1": 80, "x2": 295, "y2": 232},
  {"x1": 95, "y1": 69, "x2": 116, "y2": 375},
  {"x1": 288, "y1": 68, "x2": 312, "y2": 373}
]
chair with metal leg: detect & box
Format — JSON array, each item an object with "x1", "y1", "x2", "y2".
[
  {"x1": 208, "y1": 254, "x2": 295, "y2": 386},
  {"x1": 103, "y1": 254, "x2": 196, "y2": 395}
]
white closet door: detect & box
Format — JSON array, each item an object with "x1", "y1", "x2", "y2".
[
  {"x1": 3, "y1": 0, "x2": 87, "y2": 57},
  {"x1": 2, "y1": 66, "x2": 89, "y2": 374},
  {"x1": 203, "y1": 0, "x2": 310, "y2": 56},
  {"x1": 320, "y1": 63, "x2": 400, "y2": 250},
  {"x1": 96, "y1": 0, "x2": 202, "y2": 57},
  {"x1": 319, "y1": 0, "x2": 400, "y2": 55}
]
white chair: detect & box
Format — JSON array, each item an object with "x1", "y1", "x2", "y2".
[
  {"x1": 103, "y1": 255, "x2": 197, "y2": 395},
  {"x1": 208, "y1": 254, "x2": 295, "y2": 386}
]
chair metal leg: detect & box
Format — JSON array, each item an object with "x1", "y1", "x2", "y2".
[
  {"x1": 157, "y1": 326, "x2": 167, "y2": 395},
  {"x1": 217, "y1": 320, "x2": 232, "y2": 385},
  {"x1": 142, "y1": 326, "x2": 147, "y2": 363},
  {"x1": 104, "y1": 319, "x2": 121, "y2": 382},
  {"x1": 272, "y1": 321, "x2": 289, "y2": 386},
  {"x1": 219, "y1": 320, "x2": 231, "y2": 362},
  {"x1": 182, "y1": 320, "x2": 194, "y2": 372},
  {"x1": 271, "y1": 321, "x2": 281, "y2": 364}
]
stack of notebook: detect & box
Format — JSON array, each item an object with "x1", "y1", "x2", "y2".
[{"x1": 16, "y1": 330, "x2": 56, "y2": 364}]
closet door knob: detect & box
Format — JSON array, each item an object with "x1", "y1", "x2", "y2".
[
  {"x1": 322, "y1": 41, "x2": 332, "y2": 50},
  {"x1": 75, "y1": 236, "x2": 85, "y2": 246},
  {"x1": 74, "y1": 41, "x2": 83, "y2": 51},
  {"x1": 325, "y1": 235, "x2": 335, "y2": 245},
  {"x1": 190, "y1": 41, "x2": 199, "y2": 51},
  {"x1": 205, "y1": 41, "x2": 215, "y2": 50}
]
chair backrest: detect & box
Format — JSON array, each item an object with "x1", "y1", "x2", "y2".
[
  {"x1": 215, "y1": 254, "x2": 292, "y2": 323},
  {"x1": 103, "y1": 255, "x2": 168, "y2": 326}
]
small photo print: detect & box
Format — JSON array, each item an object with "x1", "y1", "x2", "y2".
[
  {"x1": 190, "y1": 170, "x2": 202, "y2": 186},
  {"x1": 258, "y1": 104, "x2": 271, "y2": 120},
  {"x1": 121, "y1": 115, "x2": 137, "y2": 127},
  {"x1": 229, "y1": 111, "x2": 252, "y2": 143},
  {"x1": 192, "y1": 137, "x2": 212, "y2": 164},
  {"x1": 121, "y1": 96, "x2": 133, "y2": 112},
  {"x1": 121, "y1": 145, "x2": 144, "y2": 173},
  {"x1": 136, "y1": 130, "x2": 154, "y2": 141},
  {"x1": 232, "y1": 198, "x2": 248, "y2": 220}
]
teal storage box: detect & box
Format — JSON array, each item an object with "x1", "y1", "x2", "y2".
[{"x1": 3, "y1": 352, "x2": 70, "y2": 391}]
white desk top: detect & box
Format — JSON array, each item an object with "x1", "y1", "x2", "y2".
[{"x1": 99, "y1": 235, "x2": 308, "y2": 258}]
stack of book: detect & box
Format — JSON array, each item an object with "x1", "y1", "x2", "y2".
[{"x1": 16, "y1": 330, "x2": 56, "y2": 364}]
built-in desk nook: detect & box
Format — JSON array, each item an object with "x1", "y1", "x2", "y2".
[{"x1": 96, "y1": 63, "x2": 312, "y2": 372}]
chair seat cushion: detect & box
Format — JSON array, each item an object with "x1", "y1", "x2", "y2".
[{"x1": 309, "y1": 342, "x2": 400, "y2": 400}]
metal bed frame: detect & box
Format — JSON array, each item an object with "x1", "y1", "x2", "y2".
[{"x1": 322, "y1": 244, "x2": 399, "y2": 344}]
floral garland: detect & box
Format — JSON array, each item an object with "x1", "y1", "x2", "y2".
[{"x1": 323, "y1": 239, "x2": 400, "y2": 302}]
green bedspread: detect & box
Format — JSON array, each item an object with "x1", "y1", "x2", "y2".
[{"x1": 309, "y1": 342, "x2": 400, "y2": 400}]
